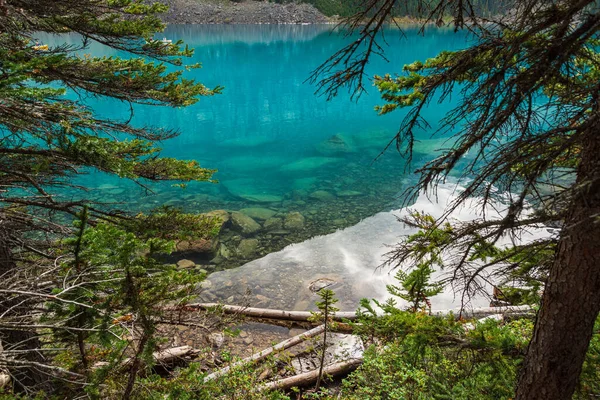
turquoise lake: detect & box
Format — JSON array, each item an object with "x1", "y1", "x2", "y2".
[{"x1": 49, "y1": 25, "x2": 470, "y2": 268}]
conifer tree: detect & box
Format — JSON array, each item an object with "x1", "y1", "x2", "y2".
[
  {"x1": 314, "y1": 1, "x2": 600, "y2": 398},
  {"x1": 0, "y1": 0, "x2": 219, "y2": 393}
]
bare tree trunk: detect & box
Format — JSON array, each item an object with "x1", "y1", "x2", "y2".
[{"x1": 515, "y1": 131, "x2": 600, "y2": 400}]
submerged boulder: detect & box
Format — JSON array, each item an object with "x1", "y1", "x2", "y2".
[
  {"x1": 222, "y1": 179, "x2": 284, "y2": 204},
  {"x1": 230, "y1": 211, "x2": 261, "y2": 236},
  {"x1": 284, "y1": 212, "x2": 305, "y2": 231},
  {"x1": 263, "y1": 217, "x2": 283, "y2": 231},
  {"x1": 336, "y1": 190, "x2": 363, "y2": 198},
  {"x1": 280, "y1": 157, "x2": 342, "y2": 172},
  {"x1": 239, "y1": 207, "x2": 277, "y2": 221},
  {"x1": 316, "y1": 133, "x2": 356, "y2": 155},
  {"x1": 237, "y1": 239, "x2": 259, "y2": 259},
  {"x1": 309, "y1": 190, "x2": 335, "y2": 201},
  {"x1": 176, "y1": 259, "x2": 196, "y2": 269}
]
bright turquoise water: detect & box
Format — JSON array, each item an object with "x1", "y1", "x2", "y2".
[{"x1": 44, "y1": 25, "x2": 469, "y2": 263}]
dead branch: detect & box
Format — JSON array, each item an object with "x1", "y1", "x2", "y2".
[
  {"x1": 93, "y1": 345, "x2": 198, "y2": 370},
  {"x1": 262, "y1": 358, "x2": 363, "y2": 391},
  {"x1": 187, "y1": 303, "x2": 534, "y2": 322},
  {"x1": 204, "y1": 325, "x2": 326, "y2": 382},
  {"x1": 186, "y1": 303, "x2": 358, "y2": 322}
]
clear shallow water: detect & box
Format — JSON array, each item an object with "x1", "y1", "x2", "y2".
[
  {"x1": 38, "y1": 25, "x2": 551, "y2": 311},
  {"x1": 204, "y1": 183, "x2": 551, "y2": 311},
  {"x1": 38, "y1": 25, "x2": 476, "y2": 274},
  {"x1": 45, "y1": 25, "x2": 468, "y2": 214}
]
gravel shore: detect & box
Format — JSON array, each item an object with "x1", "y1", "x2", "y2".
[{"x1": 157, "y1": 0, "x2": 330, "y2": 24}]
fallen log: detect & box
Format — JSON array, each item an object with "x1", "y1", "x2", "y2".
[
  {"x1": 152, "y1": 346, "x2": 198, "y2": 365},
  {"x1": 204, "y1": 325, "x2": 326, "y2": 382},
  {"x1": 263, "y1": 358, "x2": 363, "y2": 391},
  {"x1": 187, "y1": 303, "x2": 358, "y2": 321},
  {"x1": 187, "y1": 303, "x2": 534, "y2": 323},
  {"x1": 431, "y1": 305, "x2": 534, "y2": 319},
  {"x1": 94, "y1": 345, "x2": 197, "y2": 370}
]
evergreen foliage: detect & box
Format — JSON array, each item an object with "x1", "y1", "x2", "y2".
[
  {"x1": 311, "y1": 0, "x2": 600, "y2": 398},
  {"x1": 0, "y1": 0, "x2": 221, "y2": 396},
  {"x1": 309, "y1": 289, "x2": 339, "y2": 392}
]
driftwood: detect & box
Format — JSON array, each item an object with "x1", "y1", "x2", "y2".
[
  {"x1": 187, "y1": 303, "x2": 358, "y2": 321},
  {"x1": 263, "y1": 358, "x2": 363, "y2": 391},
  {"x1": 432, "y1": 305, "x2": 534, "y2": 319},
  {"x1": 188, "y1": 303, "x2": 534, "y2": 323},
  {"x1": 151, "y1": 346, "x2": 198, "y2": 365},
  {"x1": 94, "y1": 345, "x2": 197, "y2": 370},
  {"x1": 200, "y1": 304, "x2": 534, "y2": 389},
  {"x1": 204, "y1": 325, "x2": 326, "y2": 382}
]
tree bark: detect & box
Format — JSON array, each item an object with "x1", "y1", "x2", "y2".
[{"x1": 515, "y1": 131, "x2": 600, "y2": 400}]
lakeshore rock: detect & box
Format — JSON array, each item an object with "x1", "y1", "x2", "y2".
[
  {"x1": 176, "y1": 238, "x2": 217, "y2": 253},
  {"x1": 231, "y1": 211, "x2": 261, "y2": 236},
  {"x1": 240, "y1": 207, "x2": 277, "y2": 221},
  {"x1": 218, "y1": 243, "x2": 232, "y2": 260},
  {"x1": 263, "y1": 217, "x2": 283, "y2": 231},
  {"x1": 316, "y1": 134, "x2": 356, "y2": 155},
  {"x1": 336, "y1": 190, "x2": 363, "y2": 198},
  {"x1": 309, "y1": 190, "x2": 335, "y2": 201},
  {"x1": 222, "y1": 178, "x2": 284, "y2": 204},
  {"x1": 280, "y1": 157, "x2": 341, "y2": 172},
  {"x1": 237, "y1": 239, "x2": 259, "y2": 259},
  {"x1": 176, "y1": 259, "x2": 196, "y2": 269},
  {"x1": 284, "y1": 212, "x2": 305, "y2": 231}
]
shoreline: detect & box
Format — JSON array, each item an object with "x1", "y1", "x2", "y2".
[{"x1": 158, "y1": 0, "x2": 331, "y2": 25}]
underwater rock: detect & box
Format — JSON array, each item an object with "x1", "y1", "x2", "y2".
[
  {"x1": 308, "y1": 277, "x2": 338, "y2": 292},
  {"x1": 222, "y1": 179, "x2": 284, "y2": 203},
  {"x1": 239, "y1": 207, "x2": 277, "y2": 221},
  {"x1": 243, "y1": 194, "x2": 284, "y2": 203},
  {"x1": 336, "y1": 190, "x2": 363, "y2": 198},
  {"x1": 291, "y1": 189, "x2": 308, "y2": 200},
  {"x1": 309, "y1": 190, "x2": 335, "y2": 201},
  {"x1": 237, "y1": 239, "x2": 259, "y2": 259},
  {"x1": 231, "y1": 211, "x2": 261, "y2": 236},
  {"x1": 176, "y1": 259, "x2": 196, "y2": 269},
  {"x1": 280, "y1": 157, "x2": 342, "y2": 172},
  {"x1": 292, "y1": 177, "x2": 318, "y2": 190},
  {"x1": 284, "y1": 212, "x2": 305, "y2": 231},
  {"x1": 332, "y1": 218, "x2": 347, "y2": 226},
  {"x1": 268, "y1": 230, "x2": 291, "y2": 236},
  {"x1": 263, "y1": 217, "x2": 283, "y2": 231},
  {"x1": 411, "y1": 137, "x2": 457, "y2": 156},
  {"x1": 315, "y1": 133, "x2": 356, "y2": 155},
  {"x1": 218, "y1": 243, "x2": 232, "y2": 260}
]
